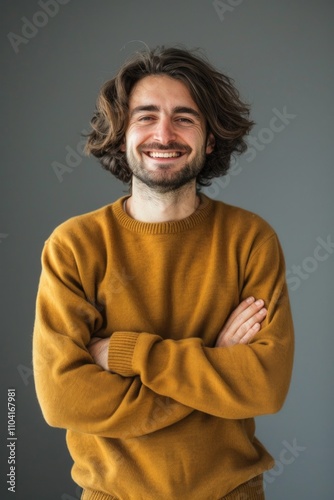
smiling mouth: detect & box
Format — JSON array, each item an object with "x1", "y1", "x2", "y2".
[{"x1": 144, "y1": 151, "x2": 184, "y2": 159}]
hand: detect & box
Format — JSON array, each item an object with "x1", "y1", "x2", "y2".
[
  {"x1": 87, "y1": 337, "x2": 110, "y2": 370},
  {"x1": 215, "y1": 297, "x2": 267, "y2": 347}
]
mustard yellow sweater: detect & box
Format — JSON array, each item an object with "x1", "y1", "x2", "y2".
[{"x1": 33, "y1": 194, "x2": 294, "y2": 500}]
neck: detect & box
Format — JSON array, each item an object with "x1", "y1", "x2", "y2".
[{"x1": 125, "y1": 178, "x2": 200, "y2": 223}]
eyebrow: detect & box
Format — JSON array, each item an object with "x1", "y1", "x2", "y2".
[{"x1": 130, "y1": 105, "x2": 201, "y2": 120}]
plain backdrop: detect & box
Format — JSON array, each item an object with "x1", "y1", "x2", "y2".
[{"x1": 1, "y1": 1, "x2": 333, "y2": 499}]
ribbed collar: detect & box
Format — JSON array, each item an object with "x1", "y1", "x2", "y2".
[{"x1": 111, "y1": 193, "x2": 214, "y2": 234}]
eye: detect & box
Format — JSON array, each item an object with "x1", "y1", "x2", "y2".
[
  {"x1": 138, "y1": 115, "x2": 155, "y2": 122},
  {"x1": 175, "y1": 117, "x2": 194, "y2": 124}
]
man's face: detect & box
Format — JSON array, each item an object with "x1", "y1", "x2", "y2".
[{"x1": 121, "y1": 75, "x2": 214, "y2": 193}]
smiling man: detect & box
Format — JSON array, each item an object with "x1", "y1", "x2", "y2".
[
  {"x1": 33, "y1": 47, "x2": 294, "y2": 500},
  {"x1": 124, "y1": 77, "x2": 211, "y2": 190},
  {"x1": 120, "y1": 75, "x2": 214, "y2": 222}
]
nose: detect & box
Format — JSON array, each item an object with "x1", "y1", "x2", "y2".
[{"x1": 153, "y1": 117, "x2": 177, "y2": 144}]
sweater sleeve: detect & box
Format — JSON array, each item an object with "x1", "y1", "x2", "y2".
[
  {"x1": 108, "y1": 233, "x2": 294, "y2": 419},
  {"x1": 33, "y1": 237, "x2": 193, "y2": 438}
]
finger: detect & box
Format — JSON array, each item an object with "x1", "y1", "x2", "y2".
[
  {"x1": 87, "y1": 337, "x2": 102, "y2": 347},
  {"x1": 216, "y1": 315, "x2": 263, "y2": 347},
  {"x1": 222, "y1": 297, "x2": 256, "y2": 330},
  {"x1": 238, "y1": 322, "x2": 261, "y2": 344},
  {"x1": 232, "y1": 308, "x2": 267, "y2": 343},
  {"x1": 216, "y1": 298, "x2": 267, "y2": 347},
  {"x1": 226, "y1": 299, "x2": 265, "y2": 334},
  {"x1": 87, "y1": 340, "x2": 101, "y2": 357}
]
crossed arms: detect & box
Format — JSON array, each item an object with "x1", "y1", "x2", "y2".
[
  {"x1": 33, "y1": 232, "x2": 294, "y2": 438},
  {"x1": 88, "y1": 297, "x2": 268, "y2": 368}
]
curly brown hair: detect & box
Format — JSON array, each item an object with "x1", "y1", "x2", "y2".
[{"x1": 85, "y1": 46, "x2": 254, "y2": 187}]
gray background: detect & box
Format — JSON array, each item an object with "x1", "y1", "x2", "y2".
[{"x1": 1, "y1": 0, "x2": 333, "y2": 499}]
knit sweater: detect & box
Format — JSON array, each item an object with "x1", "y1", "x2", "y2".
[{"x1": 33, "y1": 194, "x2": 294, "y2": 500}]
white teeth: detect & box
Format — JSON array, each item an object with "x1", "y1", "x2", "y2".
[{"x1": 148, "y1": 152, "x2": 181, "y2": 158}]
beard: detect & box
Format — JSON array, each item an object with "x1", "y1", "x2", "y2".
[{"x1": 125, "y1": 142, "x2": 206, "y2": 194}]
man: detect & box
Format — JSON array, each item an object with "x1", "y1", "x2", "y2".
[{"x1": 33, "y1": 47, "x2": 294, "y2": 500}]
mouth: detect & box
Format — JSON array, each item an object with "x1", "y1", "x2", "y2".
[{"x1": 143, "y1": 151, "x2": 185, "y2": 159}]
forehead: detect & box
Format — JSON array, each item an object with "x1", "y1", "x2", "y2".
[{"x1": 129, "y1": 75, "x2": 200, "y2": 111}]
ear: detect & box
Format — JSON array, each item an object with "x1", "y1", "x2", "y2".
[
  {"x1": 206, "y1": 133, "x2": 215, "y2": 154},
  {"x1": 120, "y1": 138, "x2": 126, "y2": 152}
]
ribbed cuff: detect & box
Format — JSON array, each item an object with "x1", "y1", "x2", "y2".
[
  {"x1": 222, "y1": 474, "x2": 264, "y2": 499},
  {"x1": 81, "y1": 474, "x2": 264, "y2": 499},
  {"x1": 108, "y1": 332, "x2": 140, "y2": 376},
  {"x1": 81, "y1": 489, "x2": 118, "y2": 500}
]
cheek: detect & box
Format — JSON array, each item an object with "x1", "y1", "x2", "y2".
[
  {"x1": 125, "y1": 128, "x2": 148, "y2": 148},
  {"x1": 189, "y1": 131, "x2": 208, "y2": 151},
  {"x1": 187, "y1": 124, "x2": 207, "y2": 141}
]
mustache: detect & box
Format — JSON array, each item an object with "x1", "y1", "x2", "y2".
[{"x1": 140, "y1": 142, "x2": 192, "y2": 153}]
